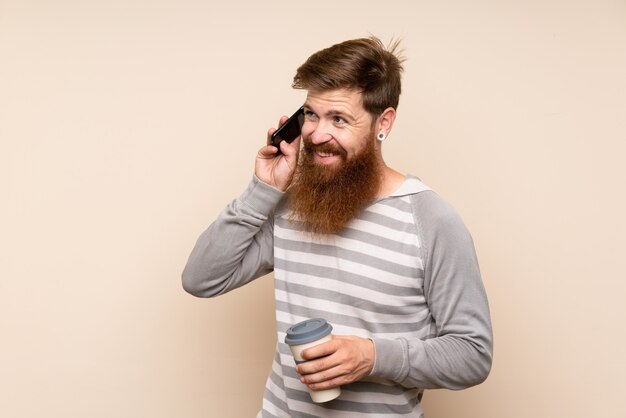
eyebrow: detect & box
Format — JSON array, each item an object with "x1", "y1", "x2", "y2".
[{"x1": 304, "y1": 104, "x2": 355, "y2": 122}]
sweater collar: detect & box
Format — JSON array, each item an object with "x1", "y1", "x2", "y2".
[{"x1": 386, "y1": 175, "x2": 431, "y2": 198}]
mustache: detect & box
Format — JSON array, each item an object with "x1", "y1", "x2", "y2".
[{"x1": 302, "y1": 139, "x2": 348, "y2": 158}]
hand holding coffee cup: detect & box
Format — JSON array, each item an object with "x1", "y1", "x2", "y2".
[{"x1": 284, "y1": 318, "x2": 341, "y2": 403}]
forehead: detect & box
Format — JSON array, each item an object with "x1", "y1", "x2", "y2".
[{"x1": 304, "y1": 88, "x2": 365, "y2": 114}]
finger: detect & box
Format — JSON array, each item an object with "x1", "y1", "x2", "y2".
[
  {"x1": 277, "y1": 115, "x2": 289, "y2": 126},
  {"x1": 296, "y1": 353, "x2": 340, "y2": 376},
  {"x1": 300, "y1": 365, "x2": 349, "y2": 389},
  {"x1": 307, "y1": 375, "x2": 347, "y2": 391},
  {"x1": 258, "y1": 144, "x2": 279, "y2": 158},
  {"x1": 279, "y1": 135, "x2": 301, "y2": 158},
  {"x1": 266, "y1": 128, "x2": 276, "y2": 146},
  {"x1": 301, "y1": 339, "x2": 337, "y2": 362},
  {"x1": 266, "y1": 116, "x2": 290, "y2": 145}
]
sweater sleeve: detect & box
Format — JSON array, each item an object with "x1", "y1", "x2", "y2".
[
  {"x1": 181, "y1": 176, "x2": 284, "y2": 298},
  {"x1": 371, "y1": 191, "x2": 493, "y2": 390}
]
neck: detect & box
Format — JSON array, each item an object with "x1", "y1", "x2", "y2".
[{"x1": 376, "y1": 164, "x2": 405, "y2": 197}]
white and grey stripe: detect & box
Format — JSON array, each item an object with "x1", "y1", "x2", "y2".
[{"x1": 262, "y1": 180, "x2": 432, "y2": 417}]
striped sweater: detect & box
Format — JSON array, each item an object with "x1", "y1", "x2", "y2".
[{"x1": 183, "y1": 175, "x2": 493, "y2": 417}]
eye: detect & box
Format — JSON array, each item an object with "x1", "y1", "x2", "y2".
[
  {"x1": 333, "y1": 115, "x2": 346, "y2": 125},
  {"x1": 304, "y1": 110, "x2": 317, "y2": 120}
]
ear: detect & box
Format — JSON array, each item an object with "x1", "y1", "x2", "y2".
[{"x1": 376, "y1": 107, "x2": 396, "y2": 137}]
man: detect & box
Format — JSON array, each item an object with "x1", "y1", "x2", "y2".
[{"x1": 183, "y1": 37, "x2": 493, "y2": 417}]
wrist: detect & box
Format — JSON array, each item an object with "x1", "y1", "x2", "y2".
[
  {"x1": 242, "y1": 175, "x2": 285, "y2": 214},
  {"x1": 370, "y1": 338, "x2": 407, "y2": 382},
  {"x1": 366, "y1": 337, "x2": 376, "y2": 376}
]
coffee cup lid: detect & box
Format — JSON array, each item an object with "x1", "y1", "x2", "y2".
[{"x1": 284, "y1": 318, "x2": 333, "y2": 345}]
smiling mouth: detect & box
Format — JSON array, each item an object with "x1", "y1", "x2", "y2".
[
  {"x1": 316, "y1": 151, "x2": 336, "y2": 157},
  {"x1": 306, "y1": 141, "x2": 346, "y2": 162}
]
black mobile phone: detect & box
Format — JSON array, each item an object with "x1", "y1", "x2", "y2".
[{"x1": 271, "y1": 106, "x2": 305, "y2": 151}]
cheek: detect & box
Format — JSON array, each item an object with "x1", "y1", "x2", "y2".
[
  {"x1": 300, "y1": 121, "x2": 315, "y2": 138},
  {"x1": 337, "y1": 135, "x2": 364, "y2": 158}
]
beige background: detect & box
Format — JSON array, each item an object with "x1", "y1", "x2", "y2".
[{"x1": 1, "y1": 0, "x2": 625, "y2": 417}]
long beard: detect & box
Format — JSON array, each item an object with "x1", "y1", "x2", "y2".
[{"x1": 286, "y1": 134, "x2": 382, "y2": 235}]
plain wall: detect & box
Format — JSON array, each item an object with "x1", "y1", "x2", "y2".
[{"x1": 2, "y1": 1, "x2": 625, "y2": 417}]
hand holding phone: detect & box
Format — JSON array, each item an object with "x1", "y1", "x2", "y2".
[
  {"x1": 271, "y1": 106, "x2": 304, "y2": 152},
  {"x1": 256, "y1": 106, "x2": 304, "y2": 191}
]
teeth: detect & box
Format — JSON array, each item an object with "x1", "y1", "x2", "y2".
[{"x1": 317, "y1": 151, "x2": 334, "y2": 157}]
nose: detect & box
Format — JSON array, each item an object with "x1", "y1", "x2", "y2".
[{"x1": 306, "y1": 121, "x2": 333, "y2": 145}]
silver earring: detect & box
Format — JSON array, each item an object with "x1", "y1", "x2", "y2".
[{"x1": 377, "y1": 132, "x2": 386, "y2": 141}]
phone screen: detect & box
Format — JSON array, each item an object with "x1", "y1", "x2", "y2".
[{"x1": 271, "y1": 106, "x2": 305, "y2": 150}]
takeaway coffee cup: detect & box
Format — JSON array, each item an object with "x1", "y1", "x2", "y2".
[{"x1": 284, "y1": 318, "x2": 341, "y2": 403}]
